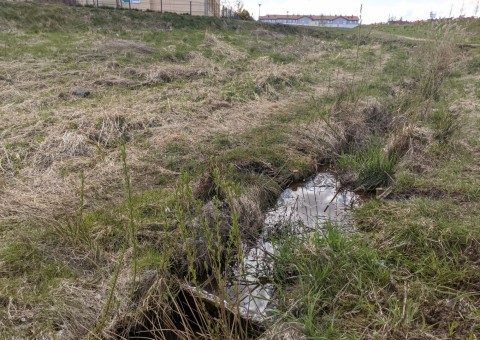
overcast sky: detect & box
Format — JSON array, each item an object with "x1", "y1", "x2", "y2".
[{"x1": 239, "y1": 0, "x2": 479, "y2": 24}]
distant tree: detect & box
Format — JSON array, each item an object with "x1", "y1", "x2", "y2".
[
  {"x1": 475, "y1": 1, "x2": 479, "y2": 17},
  {"x1": 234, "y1": 0, "x2": 244, "y2": 12},
  {"x1": 234, "y1": 0, "x2": 253, "y2": 20},
  {"x1": 237, "y1": 9, "x2": 253, "y2": 20},
  {"x1": 388, "y1": 14, "x2": 397, "y2": 22}
]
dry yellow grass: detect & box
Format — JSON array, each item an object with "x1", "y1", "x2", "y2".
[
  {"x1": 6, "y1": 4, "x2": 476, "y2": 338},
  {"x1": 0, "y1": 33, "x2": 352, "y2": 227},
  {"x1": 1, "y1": 14, "x2": 368, "y2": 336}
]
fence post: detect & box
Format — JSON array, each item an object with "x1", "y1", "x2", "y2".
[
  {"x1": 190, "y1": 1, "x2": 192, "y2": 15},
  {"x1": 160, "y1": 0, "x2": 162, "y2": 13}
]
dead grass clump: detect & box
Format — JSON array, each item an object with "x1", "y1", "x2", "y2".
[
  {"x1": 251, "y1": 28, "x2": 275, "y2": 37},
  {"x1": 187, "y1": 51, "x2": 223, "y2": 74},
  {"x1": 0, "y1": 149, "x2": 127, "y2": 224},
  {"x1": 143, "y1": 66, "x2": 210, "y2": 85},
  {"x1": 51, "y1": 282, "x2": 104, "y2": 339},
  {"x1": 109, "y1": 276, "x2": 171, "y2": 339},
  {"x1": 250, "y1": 56, "x2": 274, "y2": 69},
  {"x1": 94, "y1": 64, "x2": 211, "y2": 89},
  {"x1": 253, "y1": 67, "x2": 299, "y2": 98},
  {"x1": 82, "y1": 249, "x2": 140, "y2": 339},
  {"x1": 362, "y1": 98, "x2": 396, "y2": 133},
  {"x1": 88, "y1": 114, "x2": 128, "y2": 148},
  {"x1": 97, "y1": 39, "x2": 154, "y2": 56},
  {"x1": 332, "y1": 97, "x2": 394, "y2": 150},
  {"x1": 202, "y1": 32, "x2": 247, "y2": 62},
  {"x1": 383, "y1": 124, "x2": 430, "y2": 159},
  {"x1": 0, "y1": 142, "x2": 22, "y2": 176},
  {"x1": 420, "y1": 48, "x2": 457, "y2": 100},
  {"x1": 47, "y1": 247, "x2": 121, "y2": 338},
  {"x1": 296, "y1": 96, "x2": 405, "y2": 166},
  {"x1": 185, "y1": 166, "x2": 280, "y2": 274},
  {"x1": 394, "y1": 130, "x2": 439, "y2": 175},
  {"x1": 295, "y1": 119, "x2": 346, "y2": 163},
  {"x1": 233, "y1": 186, "x2": 271, "y2": 242},
  {"x1": 0, "y1": 175, "x2": 79, "y2": 222},
  {"x1": 277, "y1": 36, "x2": 335, "y2": 57},
  {"x1": 415, "y1": 27, "x2": 460, "y2": 100},
  {"x1": 33, "y1": 131, "x2": 94, "y2": 169},
  {"x1": 428, "y1": 106, "x2": 462, "y2": 143},
  {"x1": 93, "y1": 76, "x2": 137, "y2": 88}
]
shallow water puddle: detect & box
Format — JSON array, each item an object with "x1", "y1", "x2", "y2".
[
  {"x1": 227, "y1": 173, "x2": 362, "y2": 320},
  {"x1": 128, "y1": 173, "x2": 363, "y2": 337}
]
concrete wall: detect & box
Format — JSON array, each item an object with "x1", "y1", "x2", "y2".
[{"x1": 79, "y1": 0, "x2": 220, "y2": 16}]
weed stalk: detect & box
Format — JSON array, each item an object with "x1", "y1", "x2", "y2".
[{"x1": 120, "y1": 141, "x2": 138, "y2": 286}]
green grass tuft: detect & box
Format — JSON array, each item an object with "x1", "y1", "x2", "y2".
[{"x1": 338, "y1": 137, "x2": 399, "y2": 190}]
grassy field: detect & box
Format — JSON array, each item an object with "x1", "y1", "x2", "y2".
[
  {"x1": 371, "y1": 19, "x2": 480, "y2": 44},
  {"x1": 0, "y1": 2, "x2": 479, "y2": 339}
]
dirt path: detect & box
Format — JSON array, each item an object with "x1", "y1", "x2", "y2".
[{"x1": 394, "y1": 34, "x2": 432, "y2": 42}]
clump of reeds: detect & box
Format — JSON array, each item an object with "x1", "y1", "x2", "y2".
[
  {"x1": 337, "y1": 137, "x2": 398, "y2": 190},
  {"x1": 417, "y1": 23, "x2": 459, "y2": 101}
]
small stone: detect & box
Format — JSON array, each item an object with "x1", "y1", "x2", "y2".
[{"x1": 72, "y1": 89, "x2": 91, "y2": 97}]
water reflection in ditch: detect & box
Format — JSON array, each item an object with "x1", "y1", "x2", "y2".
[{"x1": 227, "y1": 173, "x2": 363, "y2": 320}]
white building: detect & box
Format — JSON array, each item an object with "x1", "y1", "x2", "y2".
[{"x1": 260, "y1": 14, "x2": 359, "y2": 28}]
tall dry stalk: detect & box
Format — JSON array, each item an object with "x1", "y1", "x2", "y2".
[{"x1": 120, "y1": 141, "x2": 138, "y2": 286}]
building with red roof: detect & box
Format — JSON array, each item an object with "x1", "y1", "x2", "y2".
[{"x1": 259, "y1": 14, "x2": 360, "y2": 28}]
